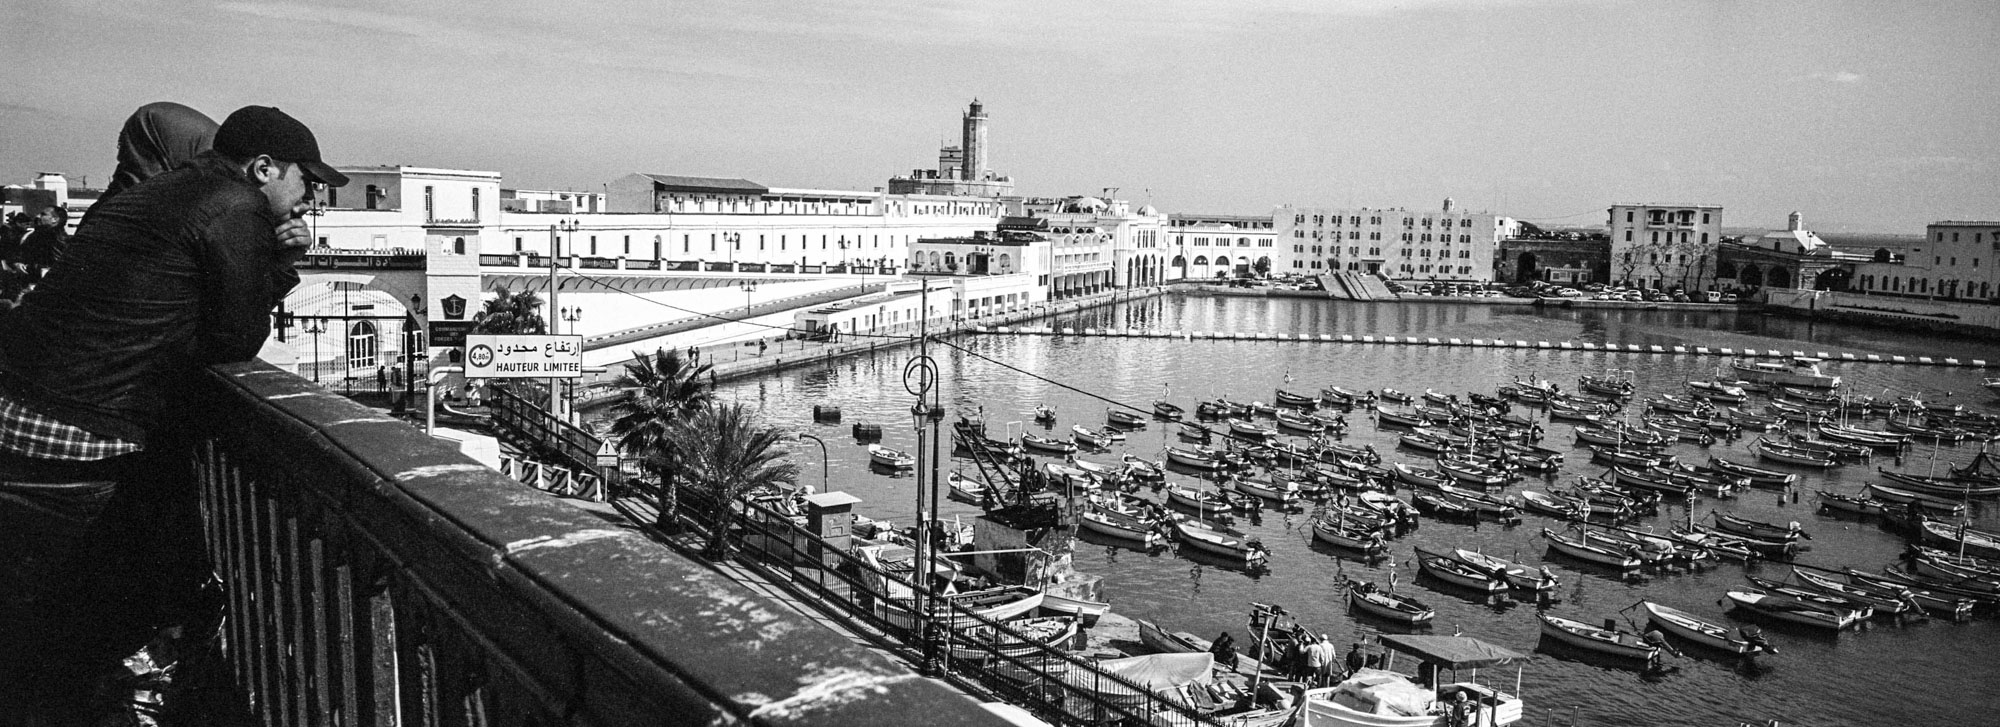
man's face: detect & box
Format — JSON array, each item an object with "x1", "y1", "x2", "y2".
[
  {"x1": 33, "y1": 210, "x2": 57, "y2": 228},
  {"x1": 254, "y1": 158, "x2": 313, "y2": 220}
]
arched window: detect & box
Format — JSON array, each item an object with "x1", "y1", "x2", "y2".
[
  {"x1": 1172, "y1": 255, "x2": 1187, "y2": 267},
  {"x1": 452, "y1": 236, "x2": 465, "y2": 255},
  {"x1": 929, "y1": 251, "x2": 943, "y2": 269},
  {"x1": 1215, "y1": 256, "x2": 1231, "y2": 268},
  {"x1": 1193, "y1": 256, "x2": 1209, "y2": 265},
  {"x1": 944, "y1": 252, "x2": 957, "y2": 270},
  {"x1": 347, "y1": 321, "x2": 379, "y2": 371},
  {"x1": 997, "y1": 253, "x2": 1012, "y2": 273}
]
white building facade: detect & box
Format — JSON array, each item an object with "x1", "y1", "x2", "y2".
[
  {"x1": 1274, "y1": 200, "x2": 1511, "y2": 283},
  {"x1": 1165, "y1": 213, "x2": 1276, "y2": 280},
  {"x1": 1607, "y1": 203, "x2": 1723, "y2": 291},
  {"x1": 1851, "y1": 220, "x2": 2000, "y2": 302}
]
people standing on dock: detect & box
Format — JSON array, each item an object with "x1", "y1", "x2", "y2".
[{"x1": 1303, "y1": 634, "x2": 1337, "y2": 686}]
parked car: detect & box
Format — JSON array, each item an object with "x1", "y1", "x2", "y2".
[
  {"x1": 1703, "y1": 291, "x2": 1722, "y2": 303},
  {"x1": 1720, "y1": 293, "x2": 1740, "y2": 303}
]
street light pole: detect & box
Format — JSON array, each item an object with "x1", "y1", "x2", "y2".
[
  {"x1": 561, "y1": 306, "x2": 583, "y2": 421},
  {"x1": 304, "y1": 321, "x2": 325, "y2": 382},
  {"x1": 740, "y1": 281, "x2": 757, "y2": 318},
  {"x1": 550, "y1": 218, "x2": 579, "y2": 419}
]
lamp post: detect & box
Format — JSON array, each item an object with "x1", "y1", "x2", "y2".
[
  {"x1": 740, "y1": 281, "x2": 757, "y2": 318},
  {"x1": 560, "y1": 305, "x2": 583, "y2": 422},
  {"x1": 550, "y1": 218, "x2": 578, "y2": 418},
  {"x1": 795, "y1": 432, "x2": 829, "y2": 492},
  {"x1": 304, "y1": 321, "x2": 325, "y2": 382},
  {"x1": 723, "y1": 232, "x2": 741, "y2": 268}
]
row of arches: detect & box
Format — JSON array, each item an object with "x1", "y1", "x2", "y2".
[{"x1": 1170, "y1": 254, "x2": 1273, "y2": 277}]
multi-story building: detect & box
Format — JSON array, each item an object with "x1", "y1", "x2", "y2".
[
  {"x1": 1164, "y1": 213, "x2": 1276, "y2": 280},
  {"x1": 1274, "y1": 199, "x2": 1512, "y2": 283},
  {"x1": 1606, "y1": 203, "x2": 1723, "y2": 291},
  {"x1": 1850, "y1": 220, "x2": 2000, "y2": 302},
  {"x1": 1015, "y1": 195, "x2": 1169, "y2": 293}
]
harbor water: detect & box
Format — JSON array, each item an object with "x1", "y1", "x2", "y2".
[{"x1": 707, "y1": 297, "x2": 2000, "y2": 727}]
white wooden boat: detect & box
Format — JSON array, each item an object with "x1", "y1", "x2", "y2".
[
  {"x1": 1313, "y1": 517, "x2": 1387, "y2": 554},
  {"x1": 1298, "y1": 636, "x2": 1525, "y2": 727},
  {"x1": 1731, "y1": 357, "x2": 1841, "y2": 390},
  {"x1": 1845, "y1": 569, "x2": 1978, "y2": 620},
  {"x1": 1135, "y1": 619, "x2": 1203, "y2": 655},
  {"x1": 1724, "y1": 589, "x2": 1863, "y2": 630},
  {"x1": 1107, "y1": 408, "x2": 1148, "y2": 428},
  {"x1": 1038, "y1": 592, "x2": 1110, "y2": 626},
  {"x1": 1275, "y1": 388, "x2": 1321, "y2": 408},
  {"x1": 1641, "y1": 602, "x2": 1765, "y2": 655},
  {"x1": 946, "y1": 470, "x2": 987, "y2": 502},
  {"x1": 1865, "y1": 483, "x2": 1968, "y2": 516},
  {"x1": 1020, "y1": 432, "x2": 1076, "y2": 454},
  {"x1": 1070, "y1": 425, "x2": 1113, "y2": 449},
  {"x1": 1709, "y1": 456, "x2": 1799, "y2": 487},
  {"x1": 947, "y1": 615, "x2": 1077, "y2": 662},
  {"x1": 1713, "y1": 513, "x2": 1804, "y2": 543},
  {"x1": 1918, "y1": 519, "x2": 2000, "y2": 560},
  {"x1": 1041, "y1": 462, "x2": 1097, "y2": 491},
  {"x1": 1033, "y1": 405, "x2": 1057, "y2": 424},
  {"x1": 1164, "y1": 445, "x2": 1226, "y2": 470},
  {"x1": 1537, "y1": 613, "x2": 1659, "y2": 661},
  {"x1": 1420, "y1": 547, "x2": 1558, "y2": 591},
  {"x1": 868, "y1": 443, "x2": 916, "y2": 469},
  {"x1": 1231, "y1": 475, "x2": 1302, "y2": 504},
  {"x1": 1375, "y1": 406, "x2": 1433, "y2": 428},
  {"x1": 1275, "y1": 409, "x2": 1326, "y2": 434},
  {"x1": 1752, "y1": 439, "x2": 1837, "y2": 468},
  {"x1": 1152, "y1": 400, "x2": 1185, "y2": 421},
  {"x1": 1345, "y1": 581, "x2": 1434, "y2": 625},
  {"x1": 1079, "y1": 507, "x2": 1163, "y2": 547},
  {"x1": 1227, "y1": 418, "x2": 1278, "y2": 441},
  {"x1": 1541, "y1": 528, "x2": 1642, "y2": 569},
  {"x1": 1416, "y1": 551, "x2": 1509, "y2": 592},
  {"x1": 1173, "y1": 519, "x2": 1269, "y2": 565}
]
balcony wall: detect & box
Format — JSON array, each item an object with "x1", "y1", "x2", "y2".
[{"x1": 195, "y1": 361, "x2": 999, "y2": 726}]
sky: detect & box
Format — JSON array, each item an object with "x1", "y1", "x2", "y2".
[{"x1": 2, "y1": 0, "x2": 1995, "y2": 233}]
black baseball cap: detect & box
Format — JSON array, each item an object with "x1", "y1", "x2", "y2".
[{"x1": 213, "y1": 105, "x2": 349, "y2": 188}]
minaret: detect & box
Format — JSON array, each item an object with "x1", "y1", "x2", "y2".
[
  {"x1": 1787, "y1": 211, "x2": 1803, "y2": 232},
  {"x1": 961, "y1": 99, "x2": 988, "y2": 182}
]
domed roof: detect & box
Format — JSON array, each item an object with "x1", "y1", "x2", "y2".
[
  {"x1": 1137, "y1": 204, "x2": 1160, "y2": 216},
  {"x1": 1065, "y1": 196, "x2": 1108, "y2": 213}
]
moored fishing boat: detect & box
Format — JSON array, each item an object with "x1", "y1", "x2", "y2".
[
  {"x1": 1037, "y1": 591, "x2": 1110, "y2": 627},
  {"x1": 1166, "y1": 485, "x2": 1244, "y2": 514},
  {"x1": 1320, "y1": 386, "x2": 1376, "y2": 407},
  {"x1": 1033, "y1": 405, "x2": 1058, "y2": 424},
  {"x1": 1917, "y1": 519, "x2": 2000, "y2": 560},
  {"x1": 1106, "y1": 408, "x2": 1148, "y2": 428},
  {"x1": 946, "y1": 615, "x2": 1077, "y2": 662},
  {"x1": 868, "y1": 443, "x2": 917, "y2": 469},
  {"x1": 1641, "y1": 601, "x2": 1769, "y2": 655},
  {"x1": 1844, "y1": 569, "x2": 1981, "y2": 619},
  {"x1": 1752, "y1": 439, "x2": 1838, "y2": 468},
  {"x1": 1313, "y1": 517, "x2": 1387, "y2": 554},
  {"x1": 1588, "y1": 445, "x2": 1670, "y2": 469},
  {"x1": 1071, "y1": 424, "x2": 1113, "y2": 449},
  {"x1": 1412, "y1": 491, "x2": 1477, "y2": 521},
  {"x1": 1416, "y1": 550, "x2": 1509, "y2": 592},
  {"x1": 1865, "y1": 483, "x2": 1968, "y2": 516},
  {"x1": 1275, "y1": 409, "x2": 1326, "y2": 434},
  {"x1": 1135, "y1": 619, "x2": 1203, "y2": 655},
  {"x1": 1723, "y1": 589, "x2": 1863, "y2": 630},
  {"x1": 1120, "y1": 454, "x2": 1166, "y2": 484},
  {"x1": 1537, "y1": 613, "x2": 1660, "y2": 661},
  {"x1": 1227, "y1": 418, "x2": 1279, "y2": 441},
  {"x1": 1674, "y1": 523, "x2": 1792, "y2": 560},
  {"x1": 1876, "y1": 468, "x2": 2000, "y2": 497},
  {"x1": 1730, "y1": 356, "x2": 1841, "y2": 389},
  {"x1": 1541, "y1": 528, "x2": 1642, "y2": 569},
  {"x1": 1744, "y1": 576, "x2": 1881, "y2": 620},
  {"x1": 947, "y1": 470, "x2": 988, "y2": 502},
  {"x1": 1713, "y1": 513, "x2": 1805, "y2": 543},
  {"x1": 1020, "y1": 432, "x2": 1077, "y2": 455},
  {"x1": 1815, "y1": 490, "x2": 1883, "y2": 517},
  {"x1": 1421, "y1": 547, "x2": 1559, "y2": 591},
  {"x1": 1164, "y1": 445, "x2": 1227, "y2": 471},
  {"x1": 1815, "y1": 423, "x2": 1907, "y2": 449},
  {"x1": 1790, "y1": 568, "x2": 1918, "y2": 618},
  {"x1": 1079, "y1": 507, "x2": 1164, "y2": 546},
  {"x1": 1231, "y1": 475, "x2": 1304, "y2": 505},
  {"x1": 1709, "y1": 456, "x2": 1800, "y2": 488},
  {"x1": 1153, "y1": 400, "x2": 1186, "y2": 421},
  {"x1": 1173, "y1": 518, "x2": 1270, "y2": 565},
  {"x1": 1375, "y1": 406, "x2": 1434, "y2": 428},
  {"x1": 1275, "y1": 388, "x2": 1321, "y2": 408},
  {"x1": 1345, "y1": 580, "x2": 1435, "y2": 625},
  {"x1": 1685, "y1": 379, "x2": 1749, "y2": 403},
  {"x1": 1379, "y1": 388, "x2": 1416, "y2": 404},
  {"x1": 1297, "y1": 636, "x2": 1525, "y2": 727}
]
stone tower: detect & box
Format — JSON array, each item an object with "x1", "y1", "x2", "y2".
[{"x1": 961, "y1": 99, "x2": 988, "y2": 182}]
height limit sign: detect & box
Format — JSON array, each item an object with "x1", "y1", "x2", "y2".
[{"x1": 465, "y1": 334, "x2": 584, "y2": 378}]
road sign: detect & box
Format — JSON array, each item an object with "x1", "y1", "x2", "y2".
[{"x1": 465, "y1": 334, "x2": 584, "y2": 379}]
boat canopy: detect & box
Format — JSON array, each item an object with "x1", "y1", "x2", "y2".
[{"x1": 1377, "y1": 635, "x2": 1526, "y2": 669}]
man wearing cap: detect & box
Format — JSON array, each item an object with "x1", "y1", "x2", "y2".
[{"x1": 0, "y1": 105, "x2": 346, "y2": 721}]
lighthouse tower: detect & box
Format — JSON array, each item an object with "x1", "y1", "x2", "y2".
[{"x1": 961, "y1": 99, "x2": 988, "y2": 182}]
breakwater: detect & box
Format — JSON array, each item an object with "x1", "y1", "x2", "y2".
[{"x1": 971, "y1": 324, "x2": 1993, "y2": 369}]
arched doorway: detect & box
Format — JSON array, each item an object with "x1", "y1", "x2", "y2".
[
  {"x1": 1716, "y1": 261, "x2": 1737, "y2": 281},
  {"x1": 1766, "y1": 267, "x2": 1792, "y2": 289},
  {"x1": 347, "y1": 321, "x2": 379, "y2": 372},
  {"x1": 1813, "y1": 267, "x2": 1851, "y2": 292},
  {"x1": 1515, "y1": 252, "x2": 1539, "y2": 284},
  {"x1": 1736, "y1": 264, "x2": 1761, "y2": 289}
]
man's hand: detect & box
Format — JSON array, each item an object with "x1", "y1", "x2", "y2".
[{"x1": 275, "y1": 217, "x2": 312, "y2": 250}]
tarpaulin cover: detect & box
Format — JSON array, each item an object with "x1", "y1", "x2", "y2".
[
  {"x1": 1377, "y1": 635, "x2": 1525, "y2": 669},
  {"x1": 1090, "y1": 653, "x2": 1216, "y2": 691}
]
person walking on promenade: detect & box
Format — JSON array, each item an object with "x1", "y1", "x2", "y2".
[{"x1": 0, "y1": 105, "x2": 345, "y2": 723}]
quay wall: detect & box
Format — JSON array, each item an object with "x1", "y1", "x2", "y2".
[{"x1": 1764, "y1": 288, "x2": 2000, "y2": 338}]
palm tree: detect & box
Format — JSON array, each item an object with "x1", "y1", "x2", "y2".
[
  {"x1": 472, "y1": 287, "x2": 547, "y2": 334},
  {"x1": 669, "y1": 403, "x2": 799, "y2": 560},
  {"x1": 609, "y1": 347, "x2": 715, "y2": 531}
]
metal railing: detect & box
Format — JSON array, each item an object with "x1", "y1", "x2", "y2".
[{"x1": 192, "y1": 361, "x2": 992, "y2": 725}]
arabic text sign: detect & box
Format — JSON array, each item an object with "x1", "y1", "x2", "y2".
[{"x1": 465, "y1": 334, "x2": 584, "y2": 379}]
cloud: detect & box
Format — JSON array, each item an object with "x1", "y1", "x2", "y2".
[{"x1": 1811, "y1": 70, "x2": 1864, "y2": 84}]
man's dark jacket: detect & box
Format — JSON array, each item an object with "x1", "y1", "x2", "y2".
[{"x1": 0, "y1": 154, "x2": 299, "y2": 445}]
